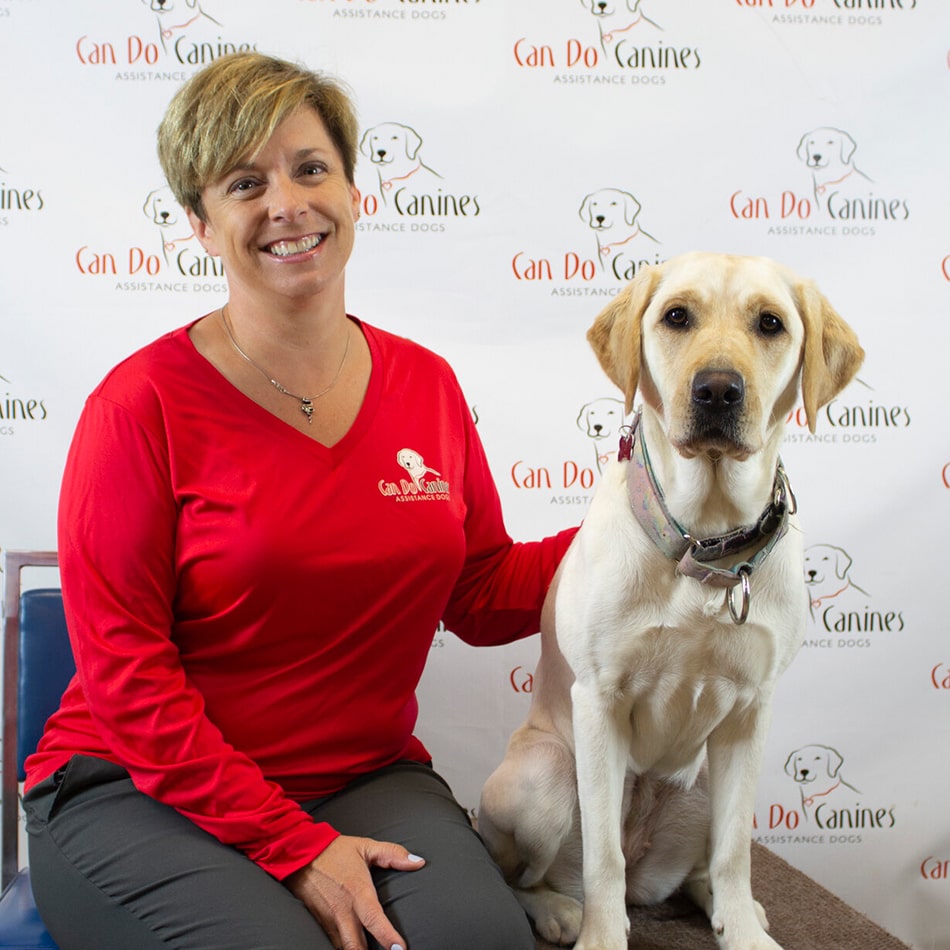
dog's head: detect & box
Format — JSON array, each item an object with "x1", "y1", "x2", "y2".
[
  {"x1": 785, "y1": 744, "x2": 844, "y2": 785},
  {"x1": 803, "y1": 543, "x2": 852, "y2": 587},
  {"x1": 587, "y1": 252, "x2": 864, "y2": 460},
  {"x1": 143, "y1": 186, "x2": 182, "y2": 228},
  {"x1": 796, "y1": 127, "x2": 857, "y2": 171},
  {"x1": 396, "y1": 448, "x2": 425, "y2": 474},
  {"x1": 577, "y1": 397, "x2": 625, "y2": 440},
  {"x1": 579, "y1": 188, "x2": 641, "y2": 232},
  {"x1": 359, "y1": 122, "x2": 422, "y2": 167}
]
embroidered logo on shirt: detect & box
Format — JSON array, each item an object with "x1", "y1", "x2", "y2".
[{"x1": 377, "y1": 448, "x2": 450, "y2": 502}]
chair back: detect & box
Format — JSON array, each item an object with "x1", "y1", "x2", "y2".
[{"x1": 1, "y1": 551, "x2": 71, "y2": 891}]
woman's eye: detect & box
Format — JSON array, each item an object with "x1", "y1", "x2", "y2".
[
  {"x1": 759, "y1": 312, "x2": 784, "y2": 335},
  {"x1": 300, "y1": 163, "x2": 327, "y2": 178},
  {"x1": 663, "y1": 307, "x2": 690, "y2": 329},
  {"x1": 228, "y1": 178, "x2": 258, "y2": 195}
]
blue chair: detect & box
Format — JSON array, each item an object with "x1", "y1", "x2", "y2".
[{"x1": 0, "y1": 550, "x2": 70, "y2": 949}]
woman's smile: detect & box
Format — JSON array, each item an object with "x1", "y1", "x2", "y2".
[{"x1": 263, "y1": 232, "x2": 326, "y2": 259}]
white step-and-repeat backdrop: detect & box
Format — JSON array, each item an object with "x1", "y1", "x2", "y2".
[{"x1": 2, "y1": 1, "x2": 948, "y2": 947}]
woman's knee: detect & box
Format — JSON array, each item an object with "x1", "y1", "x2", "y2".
[{"x1": 25, "y1": 756, "x2": 331, "y2": 950}]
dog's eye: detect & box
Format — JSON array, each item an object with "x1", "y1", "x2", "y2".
[
  {"x1": 662, "y1": 307, "x2": 690, "y2": 330},
  {"x1": 758, "y1": 312, "x2": 784, "y2": 336}
]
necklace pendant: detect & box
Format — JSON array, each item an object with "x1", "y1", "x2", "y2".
[{"x1": 300, "y1": 398, "x2": 314, "y2": 423}]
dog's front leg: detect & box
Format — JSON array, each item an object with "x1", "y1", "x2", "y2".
[
  {"x1": 704, "y1": 705, "x2": 783, "y2": 950},
  {"x1": 571, "y1": 679, "x2": 631, "y2": 950}
]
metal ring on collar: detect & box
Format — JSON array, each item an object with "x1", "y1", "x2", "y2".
[{"x1": 727, "y1": 563, "x2": 753, "y2": 625}]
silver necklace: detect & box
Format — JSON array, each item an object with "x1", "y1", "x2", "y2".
[{"x1": 220, "y1": 306, "x2": 350, "y2": 424}]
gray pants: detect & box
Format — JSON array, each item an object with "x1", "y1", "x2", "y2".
[{"x1": 25, "y1": 755, "x2": 534, "y2": 950}]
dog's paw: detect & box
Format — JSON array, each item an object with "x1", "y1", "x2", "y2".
[
  {"x1": 712, "y1": 912, "x2": 782, "y2": 950},
  {"x1": 574, "y1": 913, "x2": 630, "y2": 950},
  {"x1": 521, "y1": 891, "x2": 583, "y2": 946}
]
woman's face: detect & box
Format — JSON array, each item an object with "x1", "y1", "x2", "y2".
[{"x1": 187, "y1": 105, "x2": 360, "y2": 309}]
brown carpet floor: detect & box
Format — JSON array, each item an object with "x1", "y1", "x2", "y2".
[{"x1": 533, "y1": 843, "x2": 909, "y2": 950}]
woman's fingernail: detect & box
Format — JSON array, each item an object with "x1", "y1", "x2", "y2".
[
  {"x1": 407, "y1": 853, "x2": 424, "y2": 863},
  {"x1": 391, "y1": 944, "x2": 405, "y2": 950}
]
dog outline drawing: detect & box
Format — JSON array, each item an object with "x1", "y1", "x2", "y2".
[
  {"x1": 796, "y1": 127, "x2": 873, "y2": 215},
  {"x1": 143, "y1": 186, "x2": 196, "y2": 262},
  {"x1": 576, "y1": 397, "x2": 626, "y2": 474},
  {"x1": 579, "y1": 188, "x2": 660, "y2": 270},
  {"x1": 784, "y1": 744, "x2": 861, "y2": 820},
  {"x1": 360, "y1": 122, "x2": 443, "y2": 206},
  {"x1": 803, "y1": 543, "x2": 870, "y2": 616}
]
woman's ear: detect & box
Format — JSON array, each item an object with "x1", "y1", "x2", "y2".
[{"x1": 186, "y1": 207, "x2": 220, "y2": 258}]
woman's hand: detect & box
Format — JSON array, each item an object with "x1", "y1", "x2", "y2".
[{"x1": 284, "y1": 835, "x2": 425, "y2": 950}]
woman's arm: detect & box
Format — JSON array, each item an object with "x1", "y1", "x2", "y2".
[
  {"x1": 58, "y1": 393, "x2": 334, "y2": 879},
  {"x1": 441, "y1": 392, "x2": 578, "y2": 646}
]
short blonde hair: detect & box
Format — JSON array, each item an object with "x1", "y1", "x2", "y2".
[{"x1": 157, "y1": 52, "x2": 359, "y2": 219}]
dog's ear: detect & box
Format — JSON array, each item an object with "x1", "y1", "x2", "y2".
[
  {"x1": 837, "y1": 129, "x2": 857, "y2": 164},
  {"x1": 824, "y1": 746, "x2": 844, "y2": 779},
  {"x1": 831, "y1": 545, "x2": 852, "y2": 580},
  {"x1": 587, "y1": 265, "x2": 661, "y2": 414},
  {"x1": 403, "y1": 125, "x2": 423, "y2": 160},
  {"x1": 623, "y1": 191, "x2": 641, "y2": 226},
  {"x1": 576, "y1": 403, "x2": 590, "y2": 431},
  {"x1": 578, "y1": 194, "x2": 593, "y2": 223},
  {"x1": 796, "y1": 132, "x2": 810, "y2": 162},
  {"x1": 797, "y1": 281, "x2": 864, "y2": 433}
]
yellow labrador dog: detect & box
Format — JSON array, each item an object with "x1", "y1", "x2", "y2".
[{"x1": 478, "y1": 252, "x2": 864, "y2": 950}]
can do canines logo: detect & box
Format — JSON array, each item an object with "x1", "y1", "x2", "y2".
[
  {"x1": 731, "y1": 126, "x2": 910, "y2": 236},
  {"x1": 802, "y1": 543, "x2": 905, "y2": 649},
  {"x1": 74, "y1": 184, "x2": 225, "y2": 295},
  {"x1": 75, "y1": 2, "x2": 256, "y2": 76},
  {"x1": 511, "y1": 185, "x2": 665, "y2": 297},
  {"x1": 755, "y1": 743, "x2": 897, "y2": 846},
  {"x1": 784, "y1": 377, "x2": 912, "y2": 447},
  {"x1": 508, "y1": 396, "x2": 630, "y2": 512},
  {"x1": 513, "y1": 1, "x2": 702, "y2": 84},
  {"x1": 356, "y1": 121, "x2": 480, "y2": 233}
]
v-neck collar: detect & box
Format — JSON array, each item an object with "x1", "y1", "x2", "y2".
[{"x1": 181, "y1": 315, "x2": 381, "y2": 464}]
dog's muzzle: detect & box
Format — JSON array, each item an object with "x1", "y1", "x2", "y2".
[{"x1": 686, "y1": 370, "x2": 746, "y2": 455}]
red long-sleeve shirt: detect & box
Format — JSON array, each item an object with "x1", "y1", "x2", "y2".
[{"x1": 25, "y1": 318, "x2": 575, "y2": 879}]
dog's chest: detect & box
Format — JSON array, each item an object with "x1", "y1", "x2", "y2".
[{"x1": 613, "y1": 619, "x2": 767, "y2": 777}]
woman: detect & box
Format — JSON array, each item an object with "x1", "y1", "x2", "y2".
[{"x1": 24, "y1": 52, "x2": 575, "y2": 950}]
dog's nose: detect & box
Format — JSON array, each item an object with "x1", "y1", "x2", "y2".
[{"x1": 692, "y1": 370, "x2": 744, "y2": 413}]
